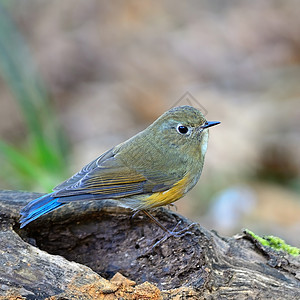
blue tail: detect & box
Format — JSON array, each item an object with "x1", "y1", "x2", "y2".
[{"x1": 20, "y1": 193, "x2": 64, "y2": 228}]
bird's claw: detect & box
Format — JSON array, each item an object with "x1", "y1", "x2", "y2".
[{"x1": 151, "y1": 221, "x2": 196, "y2": 249}]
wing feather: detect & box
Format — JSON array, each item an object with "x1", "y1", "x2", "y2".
[
  {"x1": 53, "y1": 147, "x2": 115, "y2": 191},
  {"x1": 52, "y1": 145, "x2": 181, "y2": 201}
]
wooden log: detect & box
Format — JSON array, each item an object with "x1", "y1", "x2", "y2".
[{"x1": 0, "y1": 190, "x2": 299, "y2": 299}]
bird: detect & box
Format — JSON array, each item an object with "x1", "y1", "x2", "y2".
[{"x1": 20, "y1": 105, "x2": 220, "y2": 242}]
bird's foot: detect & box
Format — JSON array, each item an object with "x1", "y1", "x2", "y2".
[
  {"x1": 166, "y1": 203, "x2": 178, "y2": 211},
  {"x1": 151, "y1": 221, "x2": 196, "y2": 249}
]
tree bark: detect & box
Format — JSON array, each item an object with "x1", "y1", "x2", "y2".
[{"x1": 0, "y1": 190, "x2": 299, "y2": 299}]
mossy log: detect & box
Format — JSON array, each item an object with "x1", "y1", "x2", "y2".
[{"x1": 0, "y1": 190, "x2": 299, "y2": 299}]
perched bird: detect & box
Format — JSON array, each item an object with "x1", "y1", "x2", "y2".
[{"x1": 20, "y1": 105, "x2": 220, "y2": 241}]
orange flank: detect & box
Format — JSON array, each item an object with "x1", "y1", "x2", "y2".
[{"x1": 144, "y1": 174, "x2": 190, "y2": 208}]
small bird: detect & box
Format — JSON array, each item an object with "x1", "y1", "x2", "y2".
[{"x1": 20, "y1": 105, "x2": 220, "y2": 240}]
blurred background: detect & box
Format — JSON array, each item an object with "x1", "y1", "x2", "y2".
[{"x1": 0, "y1": 0, "x2": 299, "y2": 245}]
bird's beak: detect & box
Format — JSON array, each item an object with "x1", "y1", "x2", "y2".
[{"x1": 201, "y1": 121, "x2": 221, "y2": 129}]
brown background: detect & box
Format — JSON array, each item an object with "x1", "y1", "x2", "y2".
[{"x1": 0, "y1": 1, "x2": 299, "y2": 245}]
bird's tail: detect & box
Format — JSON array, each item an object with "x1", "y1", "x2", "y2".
[{"x1": 20, "y1": 193, "x2": 64, "y2": 228}]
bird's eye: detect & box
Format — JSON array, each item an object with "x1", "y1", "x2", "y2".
[{"x1": 176, "y1": 124, "x2": 189, "y2": 135}]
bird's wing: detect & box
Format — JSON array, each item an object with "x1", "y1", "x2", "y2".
[
  {"x1": 52, "y1": 147, "x2": 181, "y2": 200},
  {"x1": 52, "y1": 147, "x2": 116, "y2": 191}
]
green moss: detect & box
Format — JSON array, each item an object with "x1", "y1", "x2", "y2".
[{"x1": 245, "y1": 229, "x2": 300, "y2": 256}]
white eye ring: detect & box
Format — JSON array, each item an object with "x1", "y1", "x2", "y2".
[{"x1": 176, "y1": 124, "x2": 190, "y2": 135}]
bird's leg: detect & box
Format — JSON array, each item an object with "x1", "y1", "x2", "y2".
[
  {"x1": 131, "y1": 210, "x2": 141, "y2": 219},
  {"x1": 141, "y1": 210, "x2": 170, "y2": 232},
  {"x1": 141, "y1": 210, "x2": 196, "y2": 248}
]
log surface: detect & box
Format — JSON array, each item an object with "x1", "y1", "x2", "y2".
[{"x1": 0, "y1": 190, "x2": 299, "y2": 299}]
